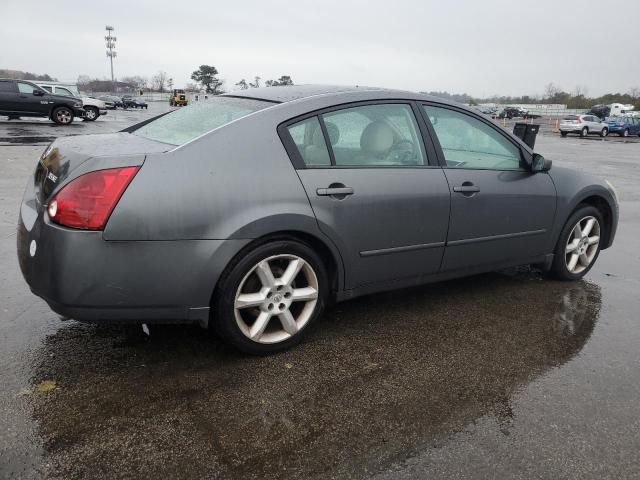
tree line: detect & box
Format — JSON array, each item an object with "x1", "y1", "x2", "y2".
[
  {"x1": 189, "y1": 65, "x2": 293, "y2": 94},
  {"x1": 426, "y1": 83, "x2": 640, "y2": 109}
]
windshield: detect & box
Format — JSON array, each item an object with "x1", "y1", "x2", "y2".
[
  {"x1": 132, "y1": 97, "x2": 274, "y2": 146},
  {"x1": 59, "y1": 85, "x2": 81, "y2": 97}
]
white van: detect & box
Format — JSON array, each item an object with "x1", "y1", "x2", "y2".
[{"x1": 34, "y1": 82, "x2": 107, "y2": 121}]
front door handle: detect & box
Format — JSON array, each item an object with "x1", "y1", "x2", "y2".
[
  {"x1": 316, "y1": 184, "x2": 354, "y2": 199},
  {"x1": 453, "y1": 182, "x2": 480, "y2": 196}
]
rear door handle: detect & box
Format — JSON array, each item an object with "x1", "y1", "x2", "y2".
[
  {"x1": 316, "y1": 186, "x2": 354, "y2": 196},
  {"x1": 453, "y1": 185, "x2": 480, "y2": 193}
]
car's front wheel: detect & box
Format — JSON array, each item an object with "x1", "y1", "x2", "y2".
[
  {"x1": 213, "y1": 240, "x2": 328, "y2": 354},
  {"x1": 600, "y1": 128, "x2": 608, "y2": 137},
  {"x1": 621, "y1": 129, "x2": 629, "y2": 137},
  {"x1": 51, "y1": 106, "x2": 74, "y2": 125},
  {"x1": 550, "y1": 206, "x2": 603, "y2": 280}
]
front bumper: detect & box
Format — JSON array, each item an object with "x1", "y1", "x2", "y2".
[{"x1": 17, "y1": 205, "x2": 249, "y2": 325}]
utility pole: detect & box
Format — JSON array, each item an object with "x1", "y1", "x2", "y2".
[{"x1": 105, "y1": 26, "x2": 117, "y2": 92}]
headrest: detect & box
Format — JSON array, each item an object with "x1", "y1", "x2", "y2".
[{"x1": 360, "y1": 121, "x2": 394, "y2": 155}]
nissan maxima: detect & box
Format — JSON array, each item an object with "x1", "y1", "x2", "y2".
[{"x1": 17, "y1": 85, "x2": 618, "y2": 354}]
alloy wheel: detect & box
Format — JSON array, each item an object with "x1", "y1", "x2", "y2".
[
  {"x1": 565, "y1": 216, "x2": 600, "y2": 274},
  {"x1": 56, "y1": 109, "x2": 72, "y2": 124},
  {"x1": 84, "y1": 108, "x2": 97, "y2": 120},
  {"x1": 234, "y1": 254, "x2": 319, "y2": 344}
]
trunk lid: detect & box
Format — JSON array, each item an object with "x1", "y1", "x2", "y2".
[{"x1": 34, "y1": 132, "x2": 170, "y2": 204}]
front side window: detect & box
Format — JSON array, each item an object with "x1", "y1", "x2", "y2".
[
  {"x1": 424, "y1": 105, "x2": 523, "y2": 170},
  {"x1": 41, "y1": 86, "x2": 52, "y2": 92},
  {"x1": 17, "y1": 82, "x2": 37, "y2": 94},
  {"x1": 286, "y1": 117, "x2": 331, "y2": 167},
  {"x1": 133, "y1": 97, "x2": 274, "y2": 146},
  {"x1": 321, "y1": 104, "x2": 427, "y2": 166}
]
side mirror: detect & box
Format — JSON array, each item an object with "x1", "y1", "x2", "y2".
[
  {"x1": 33, "y1": 89, "x2": 45, "y2": 96},
  {"x1": 531, "y1": 153, "x2": 552, "y2": 172}
]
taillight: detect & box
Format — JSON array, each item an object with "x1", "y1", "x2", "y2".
[
  {"x1": 576, "y1": 117, "x2": 582, "y2": 123},
  {"x1": 48, "y1": 166, "x2": 140, "y2": 230}
]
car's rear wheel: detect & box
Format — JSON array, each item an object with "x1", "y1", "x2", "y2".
[
  {"x1": 83, "y1": 106, "x2": 99, "y2": 121},
  {"x1": 580, "y1": 127, "x2": 588, "y2": 137},
  {"x1": 560, "y1": 131, "x2": 568, "y2": 137},
  {"x1": 550, "y1": 206, "x2": 603, "y2": 280},
  {"x1": 600, "y1": 128, "x2": 608, "y2": 137},
  {"x1": 621, "y1": 129, "x2": 629, "y2": 137},
  {"x1": 51, "y1": 106, "x2": 74, "y2": 125},
  {"x1": 213, "y1": 240, "x2": 328, "y2": 354}
]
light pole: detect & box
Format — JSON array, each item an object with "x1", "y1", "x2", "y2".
[{"x1": 105, "y1": 26, "x2": 117, "y2": 92}]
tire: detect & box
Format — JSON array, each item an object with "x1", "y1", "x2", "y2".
[
  {"x1": 560, "y1": 131, "x2": 568, "y2": 137},
  {"x1": 580, "y1": 127, "x2": 588, "y2": 137},
  {"x1": 600, "y1": 128, "x2": 608, "y2": 137},
  {"x1": 212, "y1": 240, "x2": 328, "y2": 355},
  {"x1": 83, "y1": 106, "x2": 99, "y2": 121},
  {"x1": 51, "y1": 106, "x2": 74, "y2": 125},
  {"x1": 622, "y1": 129, "x2": 629, "y2": 137},
  {"x1": 550, "y1": 205, "x2": 604, "y2": 281}
]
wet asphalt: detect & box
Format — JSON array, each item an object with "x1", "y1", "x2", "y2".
[{"x1": 0, "y1": 106, "x2": 639, "y2": 479}]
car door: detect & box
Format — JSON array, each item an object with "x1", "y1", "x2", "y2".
[
  {"x1": 15, "y1": 81, "x2": 50, "y2": 114},
  {"x1": 279, "y1": 102, "x2": 451, "y2": 289},
  {"x1": 421, "y1": 104, "x2": 556, "y2": 272},
  {"x1": 0, "y1": 80, "x2": 18, "y2": 114}
]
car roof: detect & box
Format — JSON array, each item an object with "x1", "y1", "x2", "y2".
[{"x1": 221, "y1": 84, "x2": 454, "y2": 106}]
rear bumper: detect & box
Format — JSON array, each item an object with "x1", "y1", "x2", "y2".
[{"x1": 18, "y1": 208, "x2": 249, "y2": 325}]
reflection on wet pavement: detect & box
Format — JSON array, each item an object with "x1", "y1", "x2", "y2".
[{"x1": 29, "y1": 272, "x2": 600, "y2": 479}]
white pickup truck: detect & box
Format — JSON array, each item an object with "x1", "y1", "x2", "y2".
[{"x1": 34, "y1": 81, "x2": 107, "y2": 121}]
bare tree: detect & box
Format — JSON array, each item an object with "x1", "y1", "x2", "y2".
[
  {"x1": 544, "y1": 82, "x2": 562, "y2": 99},
  {"x1": 151, "y1": 71, "x2": 168, "y2": 92},
  {"x1": 629, "y1": 87, "x2": 640, "y2": 99}
]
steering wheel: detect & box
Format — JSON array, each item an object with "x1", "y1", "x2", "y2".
[{"x1": 385, "y1": 140, "x2": 417, "y2": 165}]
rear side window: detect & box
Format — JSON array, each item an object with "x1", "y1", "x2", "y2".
[
  {"x1": 286, "y1": 117, "x2": 331, "y2": 167},
  {"x1": 133, "y1": 97, "x2": 274, "y2": 146},
  {"x1": 0, "y1": 81, "x2": 15, "y2": 92}
]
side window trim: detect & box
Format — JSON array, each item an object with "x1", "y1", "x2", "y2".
[
  {"x1": 317, "y1": 115, "x2": 336, "y2": 166},
  {"x1": 277, "y1": 99, "x2": 440, "y2": 170},
  {"x1": 418, "y1": 101, "x2": 531, "y2": 170}
]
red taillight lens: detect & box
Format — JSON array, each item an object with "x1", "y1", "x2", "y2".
[
  {"x1": 48, "y1": 166, "x2": 140, "y2": 230},
  {"x1": 576, "y1": 117, "x2": 582, "y2": 123}
]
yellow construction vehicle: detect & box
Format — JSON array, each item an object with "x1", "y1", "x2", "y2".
[{"x1": 169, "y1": 89, "x2": 188, "y2": 107}]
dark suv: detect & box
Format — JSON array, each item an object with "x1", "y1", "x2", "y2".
[{"x1": 0, "y1": 79, "x2": 85, "y2": 125}]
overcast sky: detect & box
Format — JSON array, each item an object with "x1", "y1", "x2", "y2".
[{"x1": 2, "y1": 0, "x2": 638, "y2": 97}]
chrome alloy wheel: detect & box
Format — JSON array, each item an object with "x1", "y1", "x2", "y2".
[
  {"x1": 55, "y1": 109, "x2": 73, "y2": 124},
  {"x1": 234, "y1": 254, "x2": 319, "y2": 344},
  {"x1": 565, "y1": 216, "x2": 600, "y2": 274}
]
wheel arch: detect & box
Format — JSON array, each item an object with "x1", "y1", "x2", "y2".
[
  {"x1": 211, "y1": 229, "x2": 345, "y2": 307},
  {"x1": 575, "y1": 195, "x2": 614, "y2": 249}
]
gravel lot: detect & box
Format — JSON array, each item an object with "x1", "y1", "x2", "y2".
[{"x1": 1, "y1": 104, "x2": 639, "y2": 479}]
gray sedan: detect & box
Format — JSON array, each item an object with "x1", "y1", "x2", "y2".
[{"x1": 17, "y1": 85, "x2": 618, "y2": 354}]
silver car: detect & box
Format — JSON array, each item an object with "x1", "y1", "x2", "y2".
[{"x1": 560, "y1": 114, "x2": 608, "y2": 137}]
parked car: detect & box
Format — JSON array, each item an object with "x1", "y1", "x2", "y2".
[
  {"x1": 497, "y1": 106, "x2": 529, "y2": 119},
  {"x1": 589, "y1": 104, "x2": 610, "y2": 120},
  {"x1": 17, "y1": 85, "x2": 618, "y2": 354},
  {"x1": 34, "y1": 81, "x2": 107, "y2": 121},
  {"x1": 122, "y1": 96, "x2": 138, "y2": 109},
  {"x1": 0, "y1": 78, "x2": 85, "y2": 124},
  {"x1": 98, "y1": 95, "x2": 123, "y2": 109},
  {"x1": 605, "y1": 115, "x2": 640, "y2": 137},
  {"x1": 133, "y1": 99, "x2": 148, "y2": 109},
  {"x1": 559, "y1": 114, "x2": 609, "y2": 137}
]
